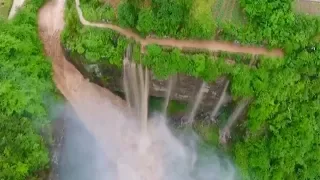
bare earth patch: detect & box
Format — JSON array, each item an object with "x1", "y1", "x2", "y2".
[{"x1": 295, "y1": 0, "x2": 320, "y2": 16}]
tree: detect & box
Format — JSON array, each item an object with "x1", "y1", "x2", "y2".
[
  {"x1": 136, "y1": 8, "x2": 155, "y2": 35},
  {"x1": 117, "y1": 2, "x2": 138, "y2": 28},
  {"x1": 0, "y1": 115, "x2": 49, "y2": 180},
  {"x1": 151, "y1": 0, "x2": 193, "y2": 36}
]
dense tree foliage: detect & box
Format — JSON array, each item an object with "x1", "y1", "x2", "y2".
[
  {"x1": 79, "y1": 0, "x2": 214, "y2": 38},
  {"x1": 234, "y1": 54, "x2": 320, "y2": 179},
  {"x1": 80, "y1": 0, "x2": 115, "y2": 22},
  {"x1": 0, "y1": 0, "x2": 55, "y2": 179},
  {"x1": 63, "y1": 26, "x2": 127, "y2": 65},
  {"x1": 218, "y1": 0, "x2": 320, "y2": 49},
  {"x1": 0, "y1": 115, "x2": 49, "y2": 179},
  {"x1": 62, "y1": 0, "x2": 128, "y2": 66},
  {"x1": 148, "y1": 0, "x2": 192, "y2": 36},
  {"x1": 136, "y1": 8, "x2": 154, "y2": 35},
  {"x1": 118, "y1": 0, "x2": 210, "y2": 38},
  {"x1": 183, "y1": 0, "x2": 216, "y2": 39},
  {"x1": 142, "y1": 44, "x2": 232, "y2": 81},
  {"x1": 117, "y1": 1, "x2": 138, "y2": 28}
]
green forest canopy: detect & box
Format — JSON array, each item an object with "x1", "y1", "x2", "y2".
[{"x1": 0, "y1": 0, "x2": 55, "y2": 179}]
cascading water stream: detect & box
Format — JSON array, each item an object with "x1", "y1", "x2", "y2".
[
  {"x1": 219, "y1": 98, "x2": 251, "y2": 144},
  {"x1": 123, "y1": 57, "x2": 132, "y2": 109},
  {"x1": 163, "y1": 75, "x2": 177, "y2": 116},
  {"x1": 210, "y1": 79, "x2": 230, "y2": 121},
  {"x1": 120, "y1": 44, "x2": 237, "y2": 180},
  {"x1": 141, "y1": 67, "x2": 149, "y2": 134},
  {"x1": 122, "y1": 45, "x2": 150, "y2": 134},
  {"x1": 187, "y1": 82, "x2": 207, "y2": 124}
]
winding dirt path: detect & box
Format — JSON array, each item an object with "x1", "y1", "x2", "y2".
[{"x1": 75, "y1": 0, "x2": 283, "y2": 57}]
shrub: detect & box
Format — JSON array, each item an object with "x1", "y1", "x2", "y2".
[
  {"x1": 0, "y1": 115, "x2": 49, "y2": 180},
  {"x1": 136, "y1": 8, "x2": 155, "y2": 35},
  {"x1": 80, "y1": 0, "x2": 116, "y2": 22},
  {"x1": 184, "y1": 0, "x2": 215, "y2": 39}
]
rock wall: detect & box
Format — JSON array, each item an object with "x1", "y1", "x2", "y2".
[{"x1": 63, "y1": 49, "x2": 231, "y2": 111}]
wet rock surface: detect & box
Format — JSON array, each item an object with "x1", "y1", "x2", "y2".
[{"x1": 63, "y1": 51, "x2": 231, "y2": 110}]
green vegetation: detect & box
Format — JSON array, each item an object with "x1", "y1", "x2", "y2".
[
  {"x1": 213, "y1": 0, "x2": 246, "y2": 26},
  {"x1": 0, "y1": 0, "x2": 12, "y2": 18},
  {"x1": 63, "y1": 26, "x2": 127, "y2": 65},
  {"x1": 240, "y1": 0, "x2": 319, "y2": 48},
  {"x1": 118, "y1": 0, "x2": 196, "y2": 37},
  {"x1": 148, "y1": 96, "x2": 188, "y2": 115},
  {"x1": 193, "y1": 121, "x2": 219, "y2": 146},
  {"x1": 184, "y1": 0, "x2": 216, "y2": 39},
  {"x1": 80, "y1": 0, "x2": 214, "y2": 39},
  {"x1": 80, "y1": 0, "x2": 116, "y2": 22},
  {"x1": 0, "y1": 0, "x2": 56, "y2": 179},
  {"x1": 62, "y1": 0, "x2": 128, "y2": 66},
  {"x1": 0, "y1": 115, "x2": 49, "y2": 179},
  {"x1": 230, "y1": 0, "x2": 246, "y2": 24},
  {"x1": 117, "y1": 1, "x2": 138, "y2": 28},
  {"x1": 136, "y1": 8, "x2": 154, "y2": 35}
]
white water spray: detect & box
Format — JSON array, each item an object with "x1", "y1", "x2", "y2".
[{"x1": 60, "y1": 45, "x2": 237, "y2": 180}]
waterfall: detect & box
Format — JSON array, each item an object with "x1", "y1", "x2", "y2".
[
  {"x1": 162, "y1": 75, "x2": 177, "y2": 116},
  {"x1": 187, "y1": 81, "x2": 207, "y2": 124},
  {"x1": 210, "y1": 79, "x2": 230, "y2": 121}
]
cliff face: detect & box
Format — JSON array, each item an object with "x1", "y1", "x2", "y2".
[{"x1": 63, "y1": 50, "x2": 231, "y2": 111}]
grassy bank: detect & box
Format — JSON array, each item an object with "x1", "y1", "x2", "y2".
[{"x1": 0, "y1": 0, "x2": 12, "y2": 18}]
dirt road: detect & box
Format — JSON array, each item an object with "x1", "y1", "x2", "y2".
[{"x1": 75, "y1": 0, "x2": 283, "y2": 57}]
